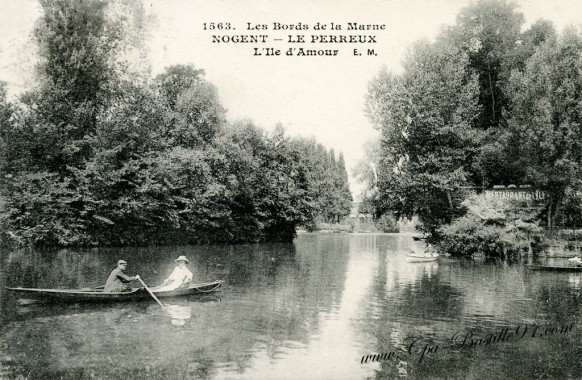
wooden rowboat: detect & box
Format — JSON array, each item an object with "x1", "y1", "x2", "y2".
[
  {"x1": 527, "y1": 265, "x2": 582, "y2": 272},
  {"x1": 5, "y1": 280, "x2": 224, "y2": 303},
  {"x1": 406, "y1": 253, "x2": 439, "y2": 262}
]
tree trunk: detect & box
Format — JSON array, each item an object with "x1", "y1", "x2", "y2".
[
  {"x1": 547, "y1": 202, "x2": 553, "y2": 229},
  {"x1": 552, "y1": 191, "x2": 564, "y2": 229},
  {"x1": 446, "y1": 189, "x2": 453, "y2": 211},
  {"x1": 487, "y1": 61, "x2": 496, "y2": 125}
]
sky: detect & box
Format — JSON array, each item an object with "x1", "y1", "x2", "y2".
[{"x1": 2, "y1": 0, "x2": 582, "y2": 197}]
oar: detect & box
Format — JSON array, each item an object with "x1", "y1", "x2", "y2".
[{"x1": 136, "y1": 276, "x2": 165, "y2": 309}]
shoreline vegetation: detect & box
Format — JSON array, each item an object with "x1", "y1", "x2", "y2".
[
  {"x1": 2, "y1": 0, "x2": 582, "y2": 258},
  {"x1": 357, "y1": 0, "x2": 582, "y2": 259},
  {"x1": 0, "y1": 1, "x2": 354, "y2": 248}
]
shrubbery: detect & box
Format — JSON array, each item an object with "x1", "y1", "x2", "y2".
[
  {"x1": 375, "y1": 213, "x2": 399, "y2": 233},
  {"x1": 437, "y1": 194, "x2": 545, "y2": 258}
]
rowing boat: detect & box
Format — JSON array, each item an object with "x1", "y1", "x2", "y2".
[
  {"x1": 5, "y1": 280, "x2": 224, "y2": 303},
  {"x1": 527, "y1": 265, "x2": 582, "y2": 272},
  {"x1": 406, "y1": 253, "x2": 439, "y2": 262}
]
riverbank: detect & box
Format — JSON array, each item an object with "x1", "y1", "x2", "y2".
[{"x1": 315, "y1": 222, "x2": 379, "y2": 234}]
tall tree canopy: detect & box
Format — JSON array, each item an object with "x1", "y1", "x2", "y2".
[
  {"x1": 364, "y1": 0, "x2": 580, "y2": 232},
  {"x1": 0, "y1": 0, "x2": 353, "y2": 247},
  {"x1": 506, "y1": 27, "x2": 582, "y2": 227},
  {"x1": 451, "y1": 0, "x2": 524, "y2": 130},
  {"x1": 366, "y1": 36, "x2": 480, "y2": 230}
]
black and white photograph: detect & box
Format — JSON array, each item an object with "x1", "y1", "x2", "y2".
[{"x1": 2, "y1": 0, "x2": 582, "y2": 379}]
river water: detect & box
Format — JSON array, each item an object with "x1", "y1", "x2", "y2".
[{"x1": 1, "y1": 233, "x2": 582, "y2": 379}]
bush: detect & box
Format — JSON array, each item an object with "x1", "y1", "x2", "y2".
[
  {"x1": 375, "y1": 213, "x2": 399, "y2": 233},
  {"x1": 437, "y1": 194, "x2": 545, "y2": 258}
]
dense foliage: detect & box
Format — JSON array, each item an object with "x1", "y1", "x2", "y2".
[
  {"x1": 506, "y1": 27, "x2": 582, "y2": 228},
  {"x1": 291, "y1": 137, "x2": 352, "y2": 227},
  {"x1": 438, "y1": 194, "x2": 546, "y2": 258},
  {"x1": 365, "y1": 36, "x2": 480, "y2": 232},
  {"x1": 374, "y1": 213, "x2": 399, "y2": 233},
  {"x1": 364, "y1": 0, "x2": 582, "y2": 237},
  {"x1": 0, "y1": 0, "x2": 352, "y2": 247}
]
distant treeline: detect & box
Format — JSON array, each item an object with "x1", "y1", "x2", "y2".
[{"x1": 0, "y1": 0, "x2": 352, "y2": 247}]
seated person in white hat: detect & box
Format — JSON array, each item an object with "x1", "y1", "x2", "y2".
[{"x1": 157, "y1": 256, "x2": 193, "y2": 291}]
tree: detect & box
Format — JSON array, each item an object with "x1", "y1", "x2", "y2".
[
  {"x1": 0, "y1": 82, "x2": 14, "y2": 175},
  {"x1": 510, "y1": 19, "x2": 557, "y2": 72},
  {"x1": 289, "y1": 137, "x2": 353, "y2": 225},
  {"x1": 156, "y1": 65, "x2": 225, "y2": 147},
  {"x1": 30, "y1": 0, "x2": 121, "y2": 170},
  {"x1": 173, "y1": 81, "x2": 226, "y2": 146},
  {"x1": 221, "y1": 122, "x2": 317, "y2": 241},
  {"x1": 443, "y1": 1, "x2": 560, "y2": 188},
  {"x1": 1, "y1": 0, "x2": 342, "y2": 247},
  {"x1": 366, "y1": 36, "x2": 480, "y2": 232},
  {"x1": 451, "y1": 0, "x2": 524, "y2": 130},
  {"x1": 506, "y1": 27, "x2": 582, "y2": 227},
  {"x1": 0, "y1": 0, "x2": 125, "y2": 180},
  {"x1": 0, "y1": 82, "x2": 13, "y2": 223},
  {"x1": 155, "y1": 65, "x2": 206, "y2": 110},
  {"x1": 321, "y1": 151, "x2": 352, "y2": 223},
  {"x1": 363, "y1": 0, "x2": 571, "y2": 233},
  {"x1": 333, "y1": 152, "x2": 353, "y2": 221}
]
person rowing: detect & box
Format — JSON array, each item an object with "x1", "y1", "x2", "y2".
[
  {"x1": 156, "y1": 256, "x2": 193, "y2": 291},
  {"x1": 103, "y1": 260, "x2": 140, "y2": 292}
]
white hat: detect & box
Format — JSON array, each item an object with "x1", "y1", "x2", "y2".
[{"x1": 175, "y1": 255, "x2": 189, "y2": 263}]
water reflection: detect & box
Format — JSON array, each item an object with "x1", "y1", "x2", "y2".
[
  {"x1": 2, "y1": 235, "x2": 582, "y2": 379},
  {"x1": 165, "y1": 305, "x2": 192, "y2": 326}
]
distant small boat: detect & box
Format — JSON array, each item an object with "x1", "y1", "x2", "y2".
[
  {"x1": 527, "y1": 265, "x2": 582, "y2": 272},
  {"x1": 406, "y1": 252, "x2": 439, "y2": 262}
]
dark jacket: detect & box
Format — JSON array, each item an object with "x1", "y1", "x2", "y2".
[{"x1": 104, "y1": 267, "x2": 134, "y2": 292}]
